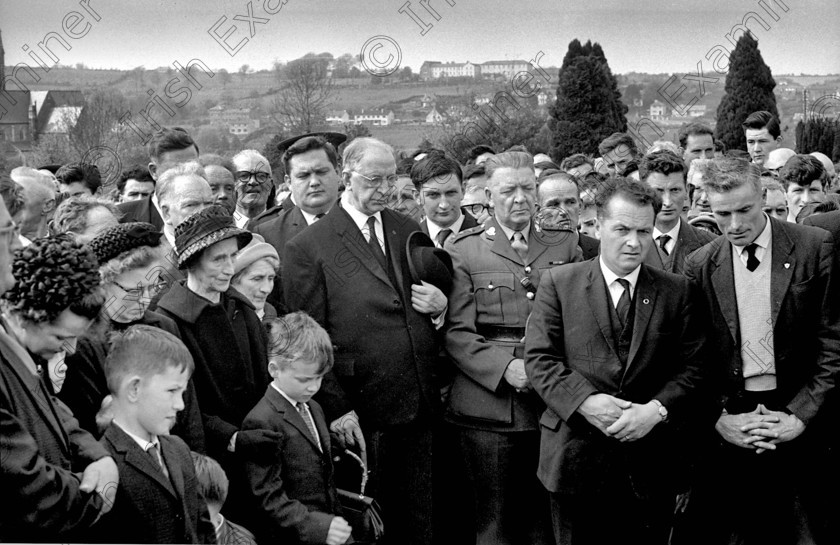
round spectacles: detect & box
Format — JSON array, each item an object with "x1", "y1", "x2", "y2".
[
  {"x1": 235, "y1": 170, "x2": 272, "y2": 185},
  {"x1": 350, "y1": 170, "x2": 398, "y2": 188},
  {"x1": 461, "y1": 203, "x2": 488, "y2": 216},
  {"x1": 112, "y1": 278, "x2": 168, "y2": 299}
]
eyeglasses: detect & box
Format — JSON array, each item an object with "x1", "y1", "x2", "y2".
[
  {"x1": 0, "y1": 221, "x2": 21, "y2": 242},
  {"x1": 112, "y1": 278, "x2": 168, "y2": 299},
  {"x1": 235, "y1": 170, "x2": 272, "y2": 185},
  {"x1": 351, "y1": 171, "x2": 398, "y2": 188},
  {"x1": 461, "y1": 203, "x2": 488, "y2": 216}
]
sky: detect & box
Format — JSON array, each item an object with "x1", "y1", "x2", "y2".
[{"x1": 1, "y1": 0, "x2": 838, "y2": 76}]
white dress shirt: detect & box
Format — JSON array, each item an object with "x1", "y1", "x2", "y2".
[
  {"x1": 599, "y1": 256, "x2": 641, "y2": 308},
  {"x1": 341, "y1": 191, "x2": 385, "y2": 252},
  {"x1": 271, "y1": 382, "x2": 322, "y2": 452},
  {"x1": 427, "y1": 214, "x2": 466, "y2": 248},
  {"x1": 652, "y1": 219, "x2": 681, "y2": 256},
  {"x1": 733, "y1": 214, "x2": 771, "y2": 267}
]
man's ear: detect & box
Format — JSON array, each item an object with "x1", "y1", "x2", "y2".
[
  {"x1": 284, "y1": 174, "x2": 291, "y2": 186},
  {"x1": 148, "y1": 162, "x2": 158, "y2": 181}
]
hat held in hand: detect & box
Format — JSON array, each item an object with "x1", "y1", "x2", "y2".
[{"x1": 406, "y1": 231, "x2": 454, "y2": 294}]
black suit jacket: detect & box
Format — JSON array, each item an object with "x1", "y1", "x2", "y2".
[
  {"x1": 242, "y1": 386, "x2": 339, "y2": 545},
  {"x1": 116, "y1": 197, "x2": 164, "y2": 231},
  {"x1": 252, "y1": 205, "x2": 311, "y2": 312},
  {"x1": 246, "y1": 194, "x2": 295, "y2": 230},
  {"x1": 93, "y1": 424, "x2": 215, "y2": 544},
  {"x1": 283, "y1": 205, "x2": 441, "y2": 427},
  {"x1": 525, "y1": 260, "x2": 708, "y2": 495},
  {"x1": 578, "y1": 233, "x2": 600, "y2": 260},
  {"x1": 644, "y1": 220, "x2": 717, "y2": 275},
  {"x1": 804, "y1": 209, "x2": 840, "y2": 257},
  {"x1": 0, "y1": 324, "x2": 109, "y2": 542},
  {"x1": 685, "y1": 218, "x2": 840, "y2": 425}
]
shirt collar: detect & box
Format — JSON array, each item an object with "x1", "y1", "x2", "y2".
[
  {"x1": 427, "y1": 213, "x2": 465, "y2": 242},
  {"x1": 496, "y1": 220, "x2": 530, "y2": 244},
  {"x1": 271, "y1": 381, "x2": 303, "y2": 407},
  {"x1": 299, "y1": 208, "x2": 320, "y2": 226},
  {"x1": 599, "y1": 255, "x2": 641, "y2": 292},
  {"x1": 653, "y1": 218, "x2": 681, "y2": 241},
  {"x1": 734, "y1": 213, "x2": 772, "y2": 254},
  {"x1": 112, "y1": 418, "x2": 160, "y2": 451},
  {"x1": 341, "y1": 190, "x2": 382, "y2": 230}
]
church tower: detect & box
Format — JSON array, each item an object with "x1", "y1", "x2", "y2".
[{"x1": 0, "y1": 29, "x2": 6, "y2": 91}]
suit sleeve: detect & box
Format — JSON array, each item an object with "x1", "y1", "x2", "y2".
[
  {"x1": 52, "y1": 395, "x2": 111, "y2": 470},
  {"x1": 524, "y1": 269, "x2": 598, "y2": 421},
  {"x1": 282, "y1": 236, "x2": 352, "y2": 421},
  {"x1": 787, "y1": 233, "x2": 840, "y2": 423},
  {"x1": 0, "y1": 377, "x2": 105, "y2": 535},
  {"x1": 443, "y1": 241, "x2": 519, "y2": 392},
  {"x1": 241, "y1": 415, "x2": 333, "y2": 545}
]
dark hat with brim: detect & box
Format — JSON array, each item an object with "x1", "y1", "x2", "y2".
[
  {"x1": 174, "y1": 205, "x2": 252, "y2": 270},
  {"x1": 277, "y1": 131, "x2": 347, "y2": 154},
  {"x1": 406, "y1": 231, "x2": 454, "y2": 294}
]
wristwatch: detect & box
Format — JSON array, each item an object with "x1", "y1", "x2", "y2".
[{"x1": 652, "y1": 399, "x2": 669, "y2": 422}]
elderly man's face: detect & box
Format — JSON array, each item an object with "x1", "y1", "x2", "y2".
[
  {"x1": 18, "y1": 184, "x2": 55, "y2": 239},
  {"x1": 286, "y1": 149, "x2": 340, "y2": 216},
  {"x1": 762, "y1": 188, "x2": 788, "y2": 222},
  {"x1": 486, "y1": 167, "x2": 536, "y2": 232},
  {"x1": 205, "y1": 166, "x2": 236, "y2": 214},
  {"x1": 538, "y1": 177, "x2": 581, "y2": 226},
  {"x1": 161, "y1": 176, "x2": 215, "y2": 229},
  {"x1": 150, "y1": 147, "x2": 199, "y2": 181},
  {"x1": 233, "y1": 154, "x2": 272, "y2": 211},
  {"x1": 387, "y1": 176, "x2": 422, "y2": 221},
  {"x1": 0, "y1": 202, "x2": 22, "y2": 295},
  {"x1": 345, "y1": 146, "x2": 397, "y2": 216}
]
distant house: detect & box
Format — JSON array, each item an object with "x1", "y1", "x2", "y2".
[
  {"x1": 687, "y1": 104, "x2": 706, "y2": 118},
  {"x1": 481, "y1": 60, "x2": 531, "y2": 79},
  {"x1": 537, "y1": 90, "x2": 551, "y2": 107},
  {"x1": 420, "y1": 61, "x2": 480, "y2": 80},
  {"x1": 426, "y1": 107, "x2": 444, "y2": 124},
  {"x1": 34, "y1": 90, "x2": 85, "y2": 134},
  {"x1": 208, "y1": 104, "x2": 260, "y2": 135},
  {"x1": 420, "y1": 61, "x2": 440, "y2": 81},
  {"x1": 353, "y1": 109, "x2": 394, "y2": 126},
  {"x1": 474, "y1": 93, "x2": 491, "y2": 106},
  {"x1": 326, "y1": 110, "x2": 350, "y2": 125},
  {"x1": 649, "y1": 100, "x2": 668, "y2": 120}
]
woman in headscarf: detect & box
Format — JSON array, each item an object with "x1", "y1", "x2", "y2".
[{"x1": 231, "y1": 233, "x2": 279, "y2": 322}]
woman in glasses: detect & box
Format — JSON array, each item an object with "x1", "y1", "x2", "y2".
[{"x1": 57, "y1": 222, "x2": 205, "y2": 452}]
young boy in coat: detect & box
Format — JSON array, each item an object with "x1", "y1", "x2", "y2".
[
  {"x1": 242, "y1": 312, "x2": 352, "y2": 545},
  {"x1": 94, "y1": 324, "x2": 215, "y2": 543}
]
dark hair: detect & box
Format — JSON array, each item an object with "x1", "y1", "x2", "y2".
[
  {"x1": 714, "y1": 140, "x2": 726, "y2": 153},
  {"x1": 396, "y1": 156, "x2": 415, "y2": 176},
  {"x1": 677, "y1": 122, "x2": 714, "y2": 149},
  {"x1": 38, "y1": 164, "x2": 62, "y2": 175},
  {"x1": 2, "y1": 235, "x2": 102, "y2": 324},
  {"x1": 534, "y1": 160, "x2": 560, "y2": 172},
  {"x1": 117, "y1": 165, "x2": 155, "y2": 193},
  {"x1": 266, "y1": 312, "x2": 333, "y2": 374},
  {"x1": 463, "y1": 163, "x2": 486, "y2": 182},
  {"x1": 594, "y1": 177, "x2": 662, "y2": 220},
  {"x1": 191, "y1": 452, "x2": 229, "y2": 506},
  {"x1": 639, "y1": 150, "x2": 687, "y2": 183},
  {"x1": 147, "y1": 127, "x2": 199, "y2": 162},
  {"x1": 282, "y1": 136, "x2": 339, "y2": 176},
  {"x1": 466, "y1": 145, "x2": 496, "y2": 164},
  {"x1": 742, "y1": 111, "x2": 781, "y2": 139},
  {"x1": 560, "y1": 153, "x2": 593, "y2": 171},
  {"x1": 0, "y1": 175, "x2": 25, "y2": 217},
  {"x1": 410, "y1": 150, "x2": 463, "y2": 190},
  {"x1": 779, "y1": 154, "x2": 828, "y2": 191},
  {"x1": 104, "y1": 324, "x2": 194, "y2": 395},
  {"x1": 56, "y1": 162, "x2": 102, "y2": 194},
  {"x1": 598, "y1": 132, "x2": 639, "y2": 158}
]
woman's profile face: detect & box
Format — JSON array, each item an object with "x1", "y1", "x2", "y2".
[
  {"x1": 103, "y1": 258, "x2": 167, "y2": 324},
  {"x1": 22, "y1": 308, "x2": 92, "y2": 360}
]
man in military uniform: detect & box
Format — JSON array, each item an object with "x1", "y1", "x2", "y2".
[{"x1": 444, "y1": 151, "x2": 583, "y2": 545}]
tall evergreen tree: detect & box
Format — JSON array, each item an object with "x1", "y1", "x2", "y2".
[
  {"x1": 549, "y1": 40, "x2": 628, "y2": 162},
  {"x1": 714, "y1": 33, "x2": 778, "y2": 152}
]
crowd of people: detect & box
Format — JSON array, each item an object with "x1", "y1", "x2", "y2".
[{"x1": 2, "y1": 109, "x2": 839, "y2": 545}]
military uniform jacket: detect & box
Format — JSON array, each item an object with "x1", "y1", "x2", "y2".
[{"x1": 444, "y1": 218, "x2": 583, "y2": 431}]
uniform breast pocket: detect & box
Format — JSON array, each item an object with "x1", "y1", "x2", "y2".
[{"x1": 472, "y1": 272, "x2": 517, "y2": 323}]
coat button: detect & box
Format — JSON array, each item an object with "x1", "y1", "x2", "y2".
[
  {"x1": 526, "y1": 292, "x2": 535, "y2": 300},
  {"x1": 393, "y1": 299, "x2": 400, "y2": 307},
  {"x1": 488, "y1": 283, "x2": 494, "y2": 289},
  {"x1": 525, "y1": 266, "x2": 532, "y2": 273}
]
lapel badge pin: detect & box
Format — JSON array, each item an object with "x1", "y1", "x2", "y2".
[
  {"x1": 486, "y1": 227, "x2": 496, "y2": 237},
  {"x1": 784, "y1": 263, "x2": 790, "y2": 269},
  {"x1": 642, "y1": 298, "x2": 650, "y2": 304}
]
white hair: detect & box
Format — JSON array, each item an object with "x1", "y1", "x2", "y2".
[
  {"x1": 232, "y1": 149, "x2": 272, "y2": 175},
  {"x1": 341, "y1": 137, "x2": 394, "y2": 174},
  {"x1": 155, "y1": 161, "x2": 207, "y2": 203}
]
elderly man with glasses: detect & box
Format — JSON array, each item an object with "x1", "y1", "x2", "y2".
[
  {"x1": 232, "y1": 149, "x2": 274, "y2": 228},
  {"x1": 283, "y1": 137, "x2": 448, "y2": 545}
]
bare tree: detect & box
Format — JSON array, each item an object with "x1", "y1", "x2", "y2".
[{"x1": 270, "y1": 54, "x2": 334, "y2": 133}]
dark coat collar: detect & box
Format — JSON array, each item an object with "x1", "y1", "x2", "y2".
[{"x1": 156, "y1": 280, "x2": 255, "y2": 324}]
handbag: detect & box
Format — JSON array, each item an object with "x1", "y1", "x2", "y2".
[{"x1": 336, "y1": 449, "x2": 385, "y2": 544}]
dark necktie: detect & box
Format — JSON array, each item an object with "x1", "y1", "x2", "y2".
[
  {"x1": 511, "y1": 231, "x2": 528, "y2": 262},
  {"x1": 366, "y1": 216, "x2": 386, "y2": 267},
  {"x1": 146, "y1": 443, "x2": 169, "y2": 479},
  {"x1": 436, "y1": 228, "x2": 452, "y2": 248},
  {"x1": 616, "y1": 278, "x2": 631, "y2": 329},
  {"x1": 658, "y1": 234, "x2": 671, "y2": 256},
  {"x1": 296, "y1": 402, "x2": 321, "y2": 451},
  {"x1": 745, "y1": 243, "x2": 760, "y2": 272},
  {"x1": 314, "y1": 212, "x2": 325, "y2": 221}
]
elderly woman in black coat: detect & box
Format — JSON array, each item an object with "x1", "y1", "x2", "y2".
[
  {"x1": 155, "y1": 206, "x2": 272, "y2": 475},
  {"x1": 56, "y1": 222, "x2": 205, "y2": 451}
]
